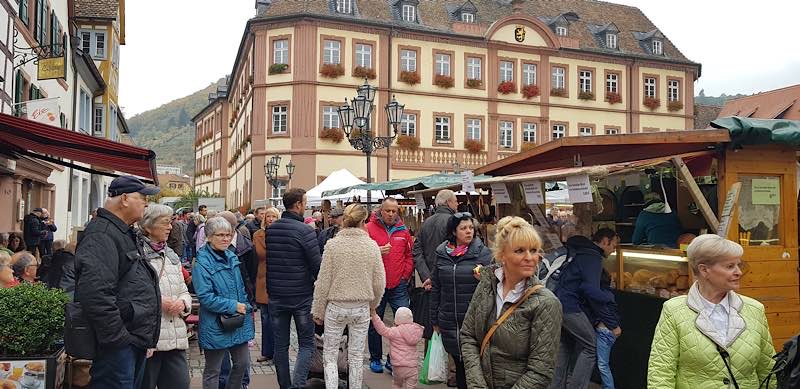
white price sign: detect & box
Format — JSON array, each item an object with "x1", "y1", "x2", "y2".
[
  {"x1": 491, "y1": 183, "x2": 511, "y2": 204},
  {"x1": 566, "y1": 174, "x2": 593, "y2": 203},
  {"x1": 461, "y1": 170, "x2": 475, "y2": 193},
  {"x1": 522, "y1": 180, "x2": 544, "y2": 205},
  {"x1": 415, "y1": 193, "x2": 426, "y2": 209}
]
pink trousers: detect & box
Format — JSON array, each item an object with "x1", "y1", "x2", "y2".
[{"x1": 392, "y1": 366, "x2": 418, "y2": 389}]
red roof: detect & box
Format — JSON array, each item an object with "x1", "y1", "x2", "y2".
[
  {"x1": 717, "y1": 84, "x2": 800, "y2": 120},
  {"x1": 0, "y1": 113, "x2": 158, "y2": 183}
]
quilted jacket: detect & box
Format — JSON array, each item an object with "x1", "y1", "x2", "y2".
[
  {"x1": 142, "y1": 239, "x2": 192, "y2": 351},
  {"x1": 648, "y1": 282, "x2": 776, "y2": 388}
]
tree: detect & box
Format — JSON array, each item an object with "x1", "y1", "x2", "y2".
[{"x1": 173, "y1": 188, "x2": 215, "y2": 211}]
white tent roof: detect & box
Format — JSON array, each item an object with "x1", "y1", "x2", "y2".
[{"x1": 306, "y1": 169, "x2": 373, "y2": 206}]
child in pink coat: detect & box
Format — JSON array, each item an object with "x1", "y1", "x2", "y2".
[{"x1": 371, "y1": 307, "x2": 424, "y2": 389}]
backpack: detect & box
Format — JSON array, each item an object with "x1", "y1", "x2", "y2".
[
  {"x1": 537, "y1": 246, "x2": 575, "y2": 292},
  {"x1": 761, "y1": 333, "x2": 800, "y2": 389}
]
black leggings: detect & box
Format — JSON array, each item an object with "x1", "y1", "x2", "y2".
[{"x1": 451, "y1": 353, "x2": 467, "y2": 389}]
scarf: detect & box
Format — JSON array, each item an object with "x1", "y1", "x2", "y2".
[
  {"x1": 446, "y1": 242, "x2": 469, "y2": 257},
  {"x1": 148, "y1": 240, "x2": 167, "y2": 253}
]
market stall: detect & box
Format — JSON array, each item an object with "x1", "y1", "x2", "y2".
[{"x1": 469, "y1": 117, "x2": 800, "y2": 389}]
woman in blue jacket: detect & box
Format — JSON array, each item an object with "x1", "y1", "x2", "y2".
[{"x1": 193, "y1": 217, "x2": 255, "y2": 389}]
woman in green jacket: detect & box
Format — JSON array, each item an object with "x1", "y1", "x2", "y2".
[
  {"x1": 648, "y1": 234, "x2": 775, "y2": 388},
  {"x1": 460, "y1": 216, "x2": 562, "y2": 389}
]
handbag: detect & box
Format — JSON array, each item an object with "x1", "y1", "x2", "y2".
[
  {"x1": 218, "y1": 312, "x2": 245, "y2": 331},
  {"x1": 480, "y1": 284, "x2": 543, "y2": 357},
  {"x1": 64, "y1": 301, "x2": 95, "y2": 359}
]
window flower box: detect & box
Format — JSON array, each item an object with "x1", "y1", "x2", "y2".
[
  {"x1": 319, "y1": 127, "x2": 344, "y2": 143},
  {"x1": 578, "y1": 91, "x2": 595, "y2": 100},
  {"x1": 521, "y1": 84, "x2": 540, "y2": 99},
  {"x1": 319, "y1": 63, "x2": 345, "y2": 78},
  {"x1": 643, "y1": 97, "x2": 661, "y2": 110},
  {"x1": 464, "y1": 139, "x2": 483, "y2": 154},
  {"x1": 497, "y1": 81, "x2": 516, "y2": 94},
  {"x1": 667, "y1": 100, "x2": 683, "y2": 112},
  {"x1": 434, "y1": 74, "x2": 455, "y2": 89},
  {"x1": 352, "y1": 66, "x2": 376, "y2": 80},
  {"x1": 400, "y1": 71, "x2": 420, "y2": 85},
  {"x1": 269, "y1": 63, "x2": 289, "y2": 75},
  {"x1": 395, "y1": 135, "x2": 420, "y2": 150},
  {"x1": 605, "y1": 92, "x2": 622, "y2": 104},
  {"x1": 466, "y1": 78, "x2": 482, "y2": 89},
  {"x1": 550, "y1": 87, "x2": 567, "y2": 97}
]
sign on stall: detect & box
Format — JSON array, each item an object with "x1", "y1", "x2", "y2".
[
  {"x1": 414, "y1": 193, "x2": 426, "y2": 210},
  {"x1": 566, "y1": 174, "x2": 593, "y2": 203},
  {"x1": 717, "y1": 182, "x2": 742, "y2": 238},
  {"x1": 522, "y1": 180, "x2": 544, "y2": 204},
  {"x1": 490, "y1": 183, "x2": 511, "y2": 204},
  {"x1": 751, "y1": 178, "x2": 780, "y2": 205},
  {"x1": 461, "y1": 170, "x2": 475, "y2": 193}
]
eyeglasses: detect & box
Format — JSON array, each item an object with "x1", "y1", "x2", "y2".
[{"x1": 454, "y1": 212, "x2": 473, "y2": 218}]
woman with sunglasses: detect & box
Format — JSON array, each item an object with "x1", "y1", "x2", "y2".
[
  {"x1": 460, "y1": 216, "x2": 562, "y2": 388},
  {"x1": 430, "y1": 212, "x2": 492, "y2": 389}
]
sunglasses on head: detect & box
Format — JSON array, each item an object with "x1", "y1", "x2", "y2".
[{"x1": 454, "y1": 212, "x2": 472, "y2": 218}]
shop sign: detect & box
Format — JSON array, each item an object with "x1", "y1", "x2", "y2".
[
  {"x1": 751, "y1": 178, "x2": 780, "y2": 205},
  {"x1": 490, "y1": 183, "x2": 511, "y2": 204},
  {"x1": 461, "y1": 170, "x2": 475, "y2": 193},
  {"x1": 522, "y1": 180, "x2": 544, "y2": 204},
  {"x1": 25, "y1": 98, "x2": 60, "y2": 126},
  {"x1": 37, "y1": 57, "x2": 65, "y2": 80},
  {"x1": 0, "y1": 359, "x2": 48, "y2": 388},
  {"x1": 566, "y1": 174, "x2": 592, "y2": 203}
]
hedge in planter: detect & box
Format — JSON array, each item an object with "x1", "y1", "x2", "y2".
[
  {"x1": 434, "y1": 74, "x2": 455, "y2": 89},
  {"x1": 395, "y1": 135, "x2": 420, "y2": 150},
  {"x1": 578, "y1": 91, "x2": 595, "y2": 100},
  {"x1": 497, "y1": 81, "x2": 515, "y2": 95},
  {"x1": 605, "y1": 92, "x2": 622, "y2": 104},
  {"x1": 0, "y1": 283, "x2": 68, "y2": 356},
  {"x1": 399, "y1": 71, "x2": 420, "y2": 85},
  {"x1": 320, "y1": 63, "x2": 345, "y2": 78},
  {"x1": 667, "y1": 100, "x2": 683, "y2": 111},
  {"x1": 521, "y1": 84, "x2": 540, "y2": 99},
  {"x1": 269, "y1": 63, "x2": 289, "y2": 75},
  {"x1": 320, "y1": 127, "x2": 344, "y2": 143},
  {"x1": 550, "y1": 88, "x2": 567, "y2": 97},
  {"x1": 352, "y1": 66, "x2": 376, "y2": 79},
  {"x1": 643, "y1": 97, "x2": 661, "y2": 110},
  {"x1": 466, "y1": 78, "x2": 482, "y2": 88},
  {"x1": 464, "y1": 139, "x2": 483, "y2": 154}
]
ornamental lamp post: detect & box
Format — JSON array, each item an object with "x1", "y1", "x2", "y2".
[{"x1": 264, "y1": 155, "x2": 294, "y2": 204}]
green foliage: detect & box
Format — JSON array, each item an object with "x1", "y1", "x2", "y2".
[
  {"x1": 0, "y1": 283, "x2": 69, "y2": 356},
  {"x1": 173, "y1": 188, "x2": 214, "y2": 210}
]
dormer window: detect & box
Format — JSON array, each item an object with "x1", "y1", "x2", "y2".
[
  {"x1": 652, "y1": 40, "x2": 663, "y2": 55},
  {"x1": 402, "y1": 4, "x2": 416, "y2": 22},
  {"x1": 335, "y1": 0, "x2": 352, "y2": 14},
  {"x1": 606, "y1": 33, "x2": 617, "y2": 49},
  {"x1": 555, "y1": 26, "x2": 567, "y2": 36},
  {"x1": 461, "y1": 12, "x2": 474, "y2": 23}
]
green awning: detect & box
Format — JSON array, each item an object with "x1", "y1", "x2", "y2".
[
  {"x1": 321, "y1": 173, "x2": 491, "y2": 197},
  {"x1": 711, "y1": 116, "x2": 800, "y2": 147}
]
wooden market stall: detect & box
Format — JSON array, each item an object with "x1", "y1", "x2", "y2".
[{"x1": 466, "y1": 118, "x2": 800, "y2": 389}]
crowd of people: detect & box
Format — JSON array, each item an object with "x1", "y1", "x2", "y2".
[{"x1": 0, "y1": 174, "x2": 782, "y2": 389}]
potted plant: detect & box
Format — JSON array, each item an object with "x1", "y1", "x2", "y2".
[
  {"x1": 521, "y1": 84, "x2": 540, "y2": 99},
  {"x1": 0, "y1": 283, "x2": 69, "y2": 389},
  {"x1": 399, "y1": 71, "x2": 420, "y2": 85},
  {"x1": 269, "y1": 63, "x2": 289, "y2": 75},
  {"x1": 578, "y1": 91, "x2": 595, "y2": 100},
  {"x1": 320, "y1": 63, "x2": 345, "y2": 78},
  {"x1": 395, "y1": 135, "x2": 420, "y2": 150},
  {"x1": 434, "y1": 74, "x2": 455, "y2": 89},
  {"x1": 667, "y1": 100, "x2": 683, "y2": 111},
  {"x1": 466, "y1": 79, "x2": 482, "y2": 89},
  {"x1": 464, "y1": 139, "x2": 483, "y2": 154},
  {"x1": 605, "y1": 92, "x2": 622, "y2": 104},
  {"x1": 643, "y1": 97, "x2": 661, "y2": 110},
  {"x1": 550, "y1": 87, "x2": 567, "y2": 97},
  {"x1": 319, "y1": 128, "x2": 344, "y2": 143},
  {"x1": 497, "y1": 81, "x2": 515, "y2": 95},
  {"x1": 352, "y1": 66, "x2": 376, "y2": 80}
]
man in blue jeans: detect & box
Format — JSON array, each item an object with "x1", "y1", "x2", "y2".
[
  {"x1": 591, "y1": 266, "x2": 621, "y2": 389},
  {"x1": 266, "y1": 189, "x2": 321, "y2": 389}
]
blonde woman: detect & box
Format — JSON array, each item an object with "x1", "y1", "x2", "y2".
[
  {"x1": 648, "y1": 234, "x2": 775, "y2": 388},
  {"x1": 460, "y1": 216, "x2": 562, "y2": 389},
  {"x1": 252, "y1": 206, "x2": 280, "y2": 363},
  {"x1": 311, "y1": 204, "x2": 386, "y2": 389}
]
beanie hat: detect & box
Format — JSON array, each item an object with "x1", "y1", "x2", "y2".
[{"x1": 394, "y1": 307, "x2": 413, "y2": 325}]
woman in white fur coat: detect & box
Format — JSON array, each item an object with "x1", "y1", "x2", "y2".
[{"x1": 312, "y1": 203, "x2": 386, "y2": 389}]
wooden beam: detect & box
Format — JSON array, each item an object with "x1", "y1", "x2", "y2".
[{"x1": 672, "y1": 156, "x2": 720, "y2": 232}]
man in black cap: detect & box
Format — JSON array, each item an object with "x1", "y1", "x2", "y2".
[
  {"x1": 317, "y1": 207, "x2": 344, "y2": 255},
  {"x1": 74, "y1": 175, "x2": 162, "y2": 389}
]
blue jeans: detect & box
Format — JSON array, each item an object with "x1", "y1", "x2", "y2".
[
  {"x1": 270, "y1": 296, "x2": 315, "y2": 389},
  {"x1": 596, "y1": 327, "x2": 616, "y2": 389},
  {"x1": 368, "y1": 281, "x2": 410, "y2": 362},
  {"x1": 259, "y1": 303, "x2": 274, "y2": 358},
  {"x1": 90, "y1": 344, "x2": 147, "y2": 389},
  {"x1": 219, "y1": 350, "x2": 250, "y2": 388}
]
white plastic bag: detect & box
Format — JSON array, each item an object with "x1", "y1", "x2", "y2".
[{"x1": 427, "y1": 332, "x2": 448, "y2": 382}]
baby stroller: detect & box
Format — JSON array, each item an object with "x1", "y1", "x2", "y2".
[{"x1": 308, "y1": 330, "x2": 350, "y2": 389}]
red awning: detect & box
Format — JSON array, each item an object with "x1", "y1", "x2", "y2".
[{"x1": 0, "y1": 113, "x2": 158, "y2": 184}]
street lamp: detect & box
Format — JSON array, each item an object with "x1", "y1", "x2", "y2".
[
  {"x1": 264, "y1": 155, "x2": 294, "y2": 199},
  {"x1": 338, "y1": 78, "x2": 404, "y2": 206}
]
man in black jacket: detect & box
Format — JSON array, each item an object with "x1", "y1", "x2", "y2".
[
  {"x1": 23, "y1": 208, "x2": 45, "y2": 256},
  {"x1": 266, "y1": 188, "x2": 321, "y2": 389},
  {"x1": 246, "y1": 206, "x2": 266, "y2": 238},
  {"x1": 317, "y1": 206, "x2": 343, "y2": 254},
  {"x1": 74, "y1": 176, "x2": 161, "y2": 389}
]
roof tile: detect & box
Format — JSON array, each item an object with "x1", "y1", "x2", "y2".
[{"x1": 75, "y1": 0, "x2": 119, "y2": 20}]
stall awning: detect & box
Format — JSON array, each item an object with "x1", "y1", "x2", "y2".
[
  {"x1": 711, "y1": 116, "x2": 800, "y2": 147},
  {"x1": 321, "y1": 172, "x2": 491, "y2": 197},
  {"x1": 0, "y1": 113, "x2": 158, "y2": 184},
  {"x1": 475, "y1": 129, "x2": 730, "y2": 176}
]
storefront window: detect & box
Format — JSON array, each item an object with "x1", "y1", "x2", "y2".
[{"x1": 738, "y1": 175, "x2": 781, "y2": 246}]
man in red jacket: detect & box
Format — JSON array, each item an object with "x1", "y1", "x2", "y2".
[{"x1": 366, "y1": 197, "x2": 414, "y2": 373}]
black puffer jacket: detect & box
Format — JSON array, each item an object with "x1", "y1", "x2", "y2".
[
  {"x1": 74, "y1": 208, "x2": 161, "y2": 350},
  {"x1": 265, "y1": 210, "x2": 321, "y2": 300},
  {"x1": 431, "y1": 237, "x2": 492, "y2": 357},
  {"x1": 412, "y1": 206, "x2": 455, "y2": 281}
]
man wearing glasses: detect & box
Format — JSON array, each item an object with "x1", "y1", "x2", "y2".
[{"x1": 74, "y1": 175, "x2": 161, "y2": 389}]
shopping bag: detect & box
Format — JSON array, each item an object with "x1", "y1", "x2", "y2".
[
  {"x1": 420, "y1": 332, "x2": 448, "y2": 384},
  {"x1": 419, "y1": 339, "x2": 432, "y2": 384},
  {"x1": 410, "y1": 287, "x2": 433, "y2": 339}
]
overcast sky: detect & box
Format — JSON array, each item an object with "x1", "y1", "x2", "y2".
[{"x1": 118, "y1": 0, "x2": 800, "y2": 118}]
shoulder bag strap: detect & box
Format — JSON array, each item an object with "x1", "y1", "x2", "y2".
[
  {"x1": 717, "y1": 345, "x2": 740, "y2": 389},
  {"x1": 480, "y1": 284, "x2": 544, "y2": 357}
]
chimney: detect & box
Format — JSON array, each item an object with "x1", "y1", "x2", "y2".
[
  {"x1": 511, "y1": 0, "x2": 525, "y2": 13},
  {"x1": 255, "y1": 0, "x2": 271, "y2": 15}
]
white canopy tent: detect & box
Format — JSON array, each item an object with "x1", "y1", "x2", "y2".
[{"x1": 306, "y1": 169, "x2": 375, "y2": 207}]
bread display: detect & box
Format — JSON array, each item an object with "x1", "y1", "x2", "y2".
[
  {"x1": 676, "y1": 275, "x2": 690, "y2": 289},
  {"x1": 666, "y1": 270, "x2": 680, "y2": 286}
]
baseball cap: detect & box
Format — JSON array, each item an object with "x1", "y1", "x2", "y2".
[
  {"x1": 330, "y1": 207, "x2": 344, "y2": 218},
  {"x1": 108, "y1": 176, "x2": 160, "y2": 197}
]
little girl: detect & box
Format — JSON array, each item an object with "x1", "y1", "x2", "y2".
[{"x1": 371, "y1": 307, "x2": 424, "y2": 389}]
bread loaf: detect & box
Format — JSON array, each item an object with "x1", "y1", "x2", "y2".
[
  {"x1": 633, "y1": 269, "x2": 658, "y2": 284},
  {"x1": 666, "y1": 270, "x2": 680, "y2": 286},
  {"x1": 676, "y1": 275, "x2": 690, "y2": 289}
]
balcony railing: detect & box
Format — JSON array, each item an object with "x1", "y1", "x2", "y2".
[{"x1": 392, "y1": 147, "x2": 510, "y2": 170}]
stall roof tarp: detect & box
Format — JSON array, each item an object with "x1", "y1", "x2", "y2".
[
  {"x1": 321, "y1": 173, "x2": 491, "y2": 197},
  {"x1": 0, "y1": 113, "x2": 158, "y2": 183},
  {"x1": 306, "y1": 169, "x2": 368, "y2": 206},
  {"x1": 711, "y1": 116, "x2": 800, "y2": 147}
]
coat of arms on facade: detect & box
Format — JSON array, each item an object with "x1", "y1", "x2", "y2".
[{"x1": 514, "y1": 26, "x2": 525, "y2": 42}]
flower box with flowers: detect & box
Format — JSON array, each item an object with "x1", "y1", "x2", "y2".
[
  {"x1": 395, "y1": 135, "x2": 420, "y2": 150},
  {"x1": 466, "y1": 78, "x2": 482, "y2": 89},
  {"x1": 269, "y1": 63, "x2": 289, "y2": 75},
  {"x1": 464, "y1": 139, "x2": 483, "y2": 154},
  {"x1": 578, "y1": 91, "x2": 595, "y2": 100},
  {"x1": 319, "y1": 63, "x2": 345, "y2": 78},
  {"x1": 667, "y1": 100, "x2": 684, "y2": 112},
  {"x1": 550, "y1": 88, "x2": 567, "y2": 97},
  {"x1": 605, "y1": 92, "x2": 622, "y2": 104},
  {"x1": 643, "y1": 97, "x2": 661, "y2": 110},
  {"x1": 434, "y1": 74, "x2": 455, "y2": 89},
  {"x1": 400, "y1": 71, "x2": 420, "y2": 85},
  {"x1": 319, "y1": 127, "x2": 344, "y2": 143},
  {"x1": 497, "y1": 81, "x2": 516, "y2": 95},
  {"x1": 521, "y1": 84, "x2": 540, "y2": 99},
  {"x1": 352, "y1": 66, "x2": 376, "y2": 80}
]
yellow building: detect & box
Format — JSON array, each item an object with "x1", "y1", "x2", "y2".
[
  {"x1": 193, "y1": 84, "x2": 230, "y2": 198},
  {"x1": 196, "y1": 0, "x2": 699, "y2": 208}
]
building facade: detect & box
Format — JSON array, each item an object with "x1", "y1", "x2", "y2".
[
  {"x1": 193, "y1": 81, "x2": 230, "y2": 198},
  {"x1": 194, "y1": 0, "x2": 699, "y2": 209}
]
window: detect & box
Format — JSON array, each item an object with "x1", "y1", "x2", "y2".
[
  {"x1": 466, "y1": 118, "x2": 481, "y2": 140},
  {"x1": 606, "y1": 73, "x2": 618, "y2": 93},
  {"x1": 606, "y1": 33, "x2": 617, "y2": 49},
  {"x1": 273, "y1": 39, "x2": 289, "y2": 64},
  {"x1": 111, "y1": 36, "x2": 120, "y2": 69},
  {"x1": 402, "y1": 4, "x2": 416, "y2": 22},
  {"x1": 605, "y1": 128, "x2": 619, "y2": 135},
  {"x1": 93, "y1": 104, "x2": 105, "y2": 136},
  {"x1": 738, "y1": 175, "x2": 782, "y2": 246},
  {"x1": 323, "y1": 106, "x2": 339, "y2": 129},
  {"x1": 400, "y1": 113, "x2": 416, "y2": 137},
  {"x1": 668, "y1": 80, "x2": 680, "y2": 102},
  {"x1": 79, "y1": 29, "x2": 107, "y2": 59},
  {"x1": 461, "y1": 12, "x2": 474, "y2": 23},
  {"x1": 523, "y1": 123, "x2": 536, "y2": 143},
  {"x1": 644, "y1": 77, "x2": 656, "y2": 98},
  {"x1": 50, "y1": 12, "x2": 60, "y2": 56},
  {"x1": 652, "y1": 40, "x2": 662, "y2": 55},
  {"x1": 323, "y1": 40, "x2": 341, "y2": 64},
  {"x1": 355, "y1": 43, "x2": 372, "y2": 68},
  {"x1": 579, "y1": 70, "x2": 592, "y2": 92},
  {"x1": 522, "y1": 63, "x2": 536, "y2": 86},
  {"x1": 555, "y1": 26, "x2": 567, "y2": 36},
  {"x1": 79, "y1": 89, "x2": 91, "y2": 133},
  {"x1": 335, "y1": 0, "x2": 352, "y2": 14},
  {"x1": 109, "y1": 104, "x2": 118, "y2": 142},
  {"x1": 499, "y1": 121, "x2": 513, "y2": 149},
  {"x1": 552, "y1": 67, "x2": 565, "y2": 89},
  {"x1": 272, "y1": 105, "x2": 288, "y2": 134},
  {"x1": 467, "y1": 57, "x2": 481, "y2": 80},
  {"x1": 499, "y1": 61, "x2": 513, "y2": 83},
  {"x1": 435, "y1": 53, "x2": 451, "y2": 76},
  {"x1": 400, "y1": 49, "x2": 416, "y2": 72},
  {"x1": 34, "y1": 0, "x2": 45, "y2": 44},
  {"x1": 435, "y1": 116, "x2": 450, "y2": 142},
  {"x1": 552, "y1": 124, "x2": 565, "y2": 139},
  {"x1": 579, "y1": 126, "x2": 592, "y2": 136},
  {"x1": 19, "y1": 0, "x2": 28, "y2": 25}
]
